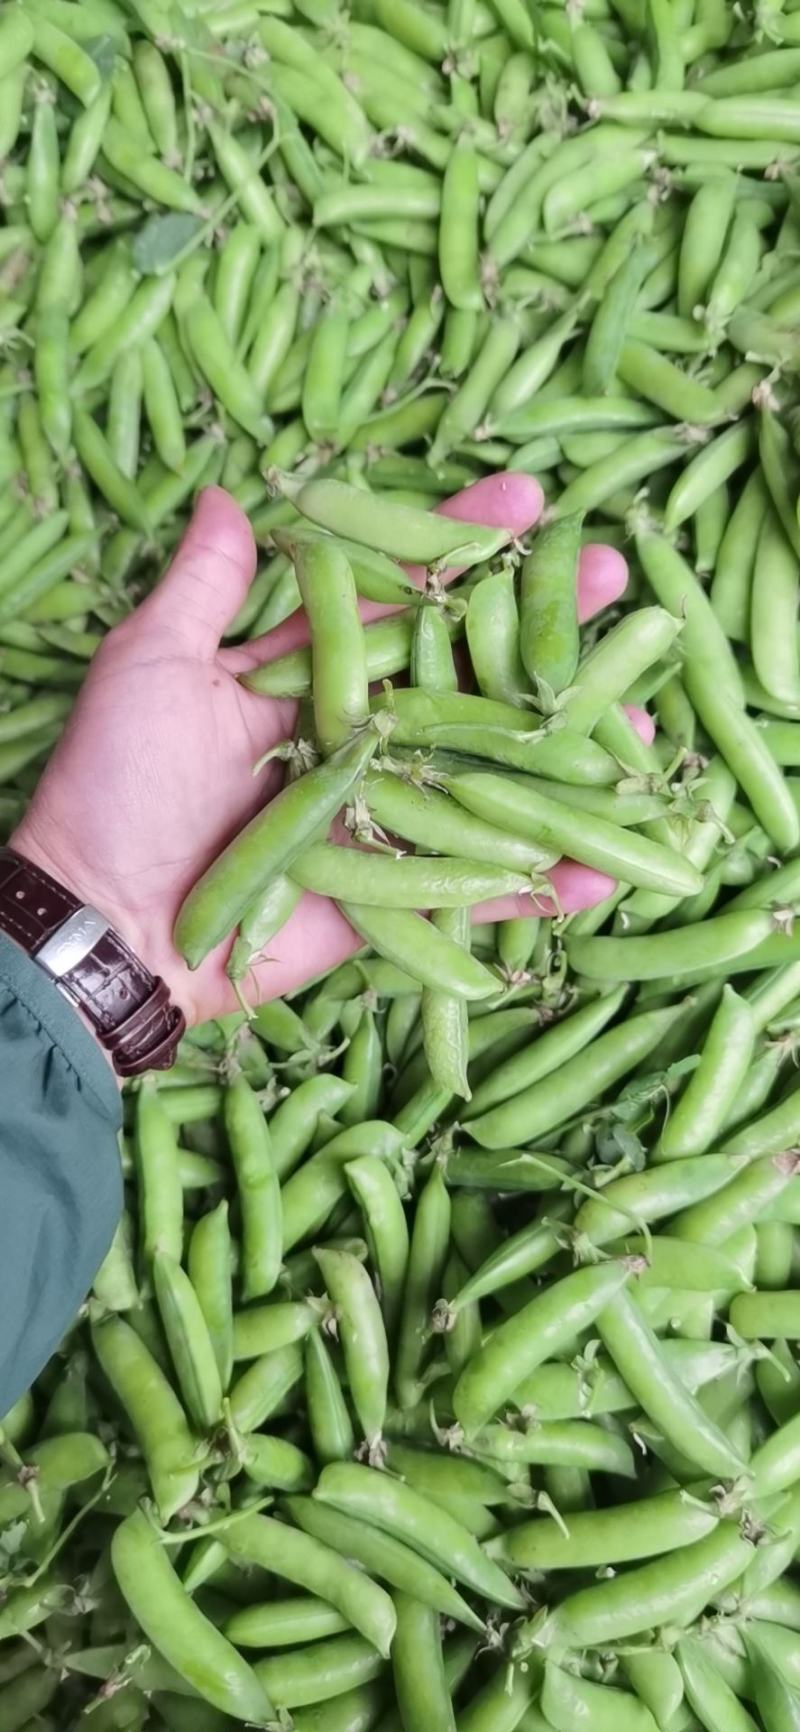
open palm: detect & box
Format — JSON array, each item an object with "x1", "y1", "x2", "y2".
[{"x1": 13, "y1": 477, "x2": 628, "y2": 1026}]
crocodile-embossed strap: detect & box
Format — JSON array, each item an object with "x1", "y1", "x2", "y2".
[{"x1": 0, "y1": 847, "x2": 185, "y2": 1076}]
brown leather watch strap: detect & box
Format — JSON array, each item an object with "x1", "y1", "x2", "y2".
[{"x1": 0, "y1": 847, "x2": 185, "y2": 1077}]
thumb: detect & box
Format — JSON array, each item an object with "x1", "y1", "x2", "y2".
[{"x1": 137, "y1": 486, "x2": 257, "y2": 657}]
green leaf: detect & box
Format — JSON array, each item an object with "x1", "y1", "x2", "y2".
[{"x1": 133, "y1": 213, "x2": 205, "y2": 275}]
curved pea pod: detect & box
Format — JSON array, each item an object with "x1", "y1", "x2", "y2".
[
  {"x1": 275, "y1": 473, "x2": 512, "y2": 570},
  {"x1": 111, "y1": 1510, "x2": 273, "y2": 1721},
  {"x1": 518, "y1": 1521, "x2": 754, "y2": 1657},
  {"x1": 269, "y1": 1075, "x2": 357, "y2": 1182},
  {"x1": 153, "y1": 1251, "x2": 223, "y2": 1433},
  {"x1": 471, "y1": 1417, "x2": 636, "y2": 1478},
  {"x1": 254, "y1": 1632, "x2": 382, "y2": 1710},
  {"x1": 573, "y1": 1154, "x2": 750, "y2": 1251},
  {"x1": 207, "y1": 120, "x2": 284, "y2": 243},
  {"x1": 598, "y1": 1289, "x2": 747, "y2": 1480},
  {"x1": 464, "y1": 987, "x2": 627, "y2": 1121},
  {"x1": 488, "y1": 1487, "x2": 719, "y2": 1573},
  {"x1": 220, "y1": 1510, "x2": 396, "y2": 1658},
  {"x1": 0, "y1": 1433, "x2": 109, "y2": 1525},
  {"x1": 466, "y1": 1002, "x2": 682, "y2": 1150},
  {"x1": 655, "y1": 985, "x2": 756, "y2": 1161},
  {"x1": 74, "y1": 274, "x2": 176, "y2": 392},
  {"x1": 684, "y1": 665, "x2": 800, "y2": 854},
  {"x1": 312, "y1": 1461, "x2": 525, "y2": 1611},
  {"x1": 233, "y1": 1301, "x2": 316, "y2": 1361},
  {"x1": 224, "y1": 1597, "x2": 348, "y2": 1650},
  {"x1": 635, "y1": 530, "x2": 743, "y2": 702},
  {"x1": 444, "y1": 770, "x2": 701, "y2": 897},
  {"x1": 293, "y1": 844, "x2": 532, "y2": 909},
  {"x1": 287, "y1": 1494, "x2": 484, "y2": 1636},
  {"x1": 224, "y1": 1072, "x2": 282, "y2": 1301},
  {"x1": 677, "y1": 1635, "x2": 759, "y2": 1732},
  {"x1": 313, "y1": 1248, "x2": 388, "y2": 1460},
  {"x1": 91, "y1": 1316, "x2": 201, "y2": 1524},
  {"x1": 453, "y1": 1259, "x2": 633, "y2": 1439},
  {"x1": 280, "y1": 1122, "x2": 407, "y2": 1253},
  {"x1": 340, "y1": 903, "x2": 498, "y2": 1001},
  {"x1": 345, "y1": 1155, "x2": 409, "y2": 1339},
  {"x1": 365, "y1": 771, "x2": 555, "y2": 877},
  {"x1": 0, "y1": 8, "x2": 34, "y2": 75},
  {"x1": 228, "y1": 1341, "x2": 304, "y2": 1434},
  {"x1": 305, "y1": 1327, "x2": 356, "y2": 1467},
  {"x1": 567, "y1": 909, "x2": 776, "y2": 984},
  {"x1": 101, "y1": 115, "x2": 201, "y2": 213},
  {"x1": 542, "y1": 1663, "x2": 659, "y2": 1732},
  {"x1": 518, "y1": 511, "x2": 581, "y2": 696},
  {"x1": 175, "y1": 727, "x2": 380, "y2": 968},
  {"x1": 374, "y1": 687, "x2": 619, "y2": 784}
]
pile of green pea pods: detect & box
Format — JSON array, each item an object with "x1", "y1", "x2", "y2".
[{"x1": 9, "y1": 0, "x2": 800, "y2": 1727}]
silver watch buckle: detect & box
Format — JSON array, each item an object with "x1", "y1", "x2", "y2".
[{"x1": 35, "y1": 906, "x2": 111, "y2": 978}]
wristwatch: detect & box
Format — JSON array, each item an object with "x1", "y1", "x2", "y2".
[{"x1": 0, "y1": 846, "x2": 186, "y2": 1077}]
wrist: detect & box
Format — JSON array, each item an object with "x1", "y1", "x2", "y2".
[
  {"x1": 9, "y1": 818, "x2": 155, "y2": 979},
  {"x1": 0, "y1": 832, "x2": 186, "y2": 1077}
]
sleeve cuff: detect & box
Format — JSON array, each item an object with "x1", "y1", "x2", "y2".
[{"x1": 0, "y1": 933, "x2": 122, "y2": 1126}]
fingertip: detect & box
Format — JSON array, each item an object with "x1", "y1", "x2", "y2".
[
  {"x1": 577, "y1": 542, "x2": 629, "y2": 624},
  {"x1": 190, "y1": 485, "x2": 257, "y2": 572},
  {"x1": 538, "y1": 860, "x2": 617, "y2": 915},
  {"x1": 624, "y1": 704, "x2": 656, "y2": 746},
  {"x1": 437, "y1": 471, "x2": 544, "y2": 533}
]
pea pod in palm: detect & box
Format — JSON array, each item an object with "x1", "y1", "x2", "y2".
[{"x1": 175, "y1": 728, "x2": 380, "y2": 968}]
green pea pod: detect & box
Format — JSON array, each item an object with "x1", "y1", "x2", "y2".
[
  {"x1": 567, "y1": 909, "x2": 776, "y2": 984},
  {"x1": 136, "y1": 1080, "x2": 183, "y2": 1269},
  {"x1": 91, "y1": 1316, "x2": 200, "y2": 1524},
  {"x1": 542, "y1": 1663, "x2": 658, "y2": 1732},
  {"x1": 293, "y1": 844, "x2": 531, "y2": 908},
  {"x1": 452, "y1": 1258, "x2": 632, "y2": 1438},
  {"x1": 490, "y1": 1487, "x2": 718, "y2": 1572},
  {"x1": 677, "y1": 1635, "x2": 760, "y2": 1732},
  {"x1": 188, "y1": 1203, "x2": 234, "y2": 1391},
  {"x1": 224, "y1": 1073, "x2": 282, "y2": 1301},
  {"x1": 393, "y1": 1593, "x2": 455, "y2": 1732},
  {"x1": 313, "y1": 1460, "x2": 525, "y2": 1610},
  {"x1": 112, "y1": 1510, "x2": 273, "y2": 1721},
  {"x1": 101, "y1": 115, "x2": 201, "y2": 213},
  {"x1": 175, "y1": 727, "x2": 380, "y2": 967},
  {"x1": 233, "y1": 1301, "x2": 316, "y2": 1361},
  {"x1": 314, "y1": 1248, "x2": 388, "y2": 1458},
  {"x1": 73, "y1": 409, "x2": 152, "y2": 534},
  {"x1": 467, "y1": 1002, "x2": 682, "y2": 1150},
  {"x1": 293, "y1": 539, "x2": 369, "y2": 754},
  {"x1": 221, "y1": 1509, "x2": 396, "y2": 1658},
  {"x1": 445, "y1": 770, "x2": 699, "y2": 896},
  {"x1": 305, "y1": 1327, "x2": 356, "y2": 1467},
  {"x1": 518, "y1": 511, "x2": 581, "y2": 695},
  {"x1": 74, "y1": 274, "x2": 176, "y2": 391},
  {"x1": 287, "y1": 1493, "x2": 485, "y2": 1633},
  {"x1": 225, "y1": 1597, "x2": 348, "y2": 1649},
  {"x1": 543, "y1": 1521, "x2": 754, "y2": 1655},
  {"x1": 153, "y1": 1251, "x2": 223, "y2": 1433},
  {"x1": 465, "y1": 568, "x2": 526, "y2": 705},
  {"x1": 599, "y1": 1288, "x2": 748, "y2": 1482},
  {"x1": 277, "y1": 473, "x2": 511, "y2": 569},
  {"x1": 340, "y1": 903, "x2": 497, "y2": 1000}
]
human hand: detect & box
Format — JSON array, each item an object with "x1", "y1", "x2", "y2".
[{"x1": 12, "y1": 476, "x2": 630, "y2": 1026}]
